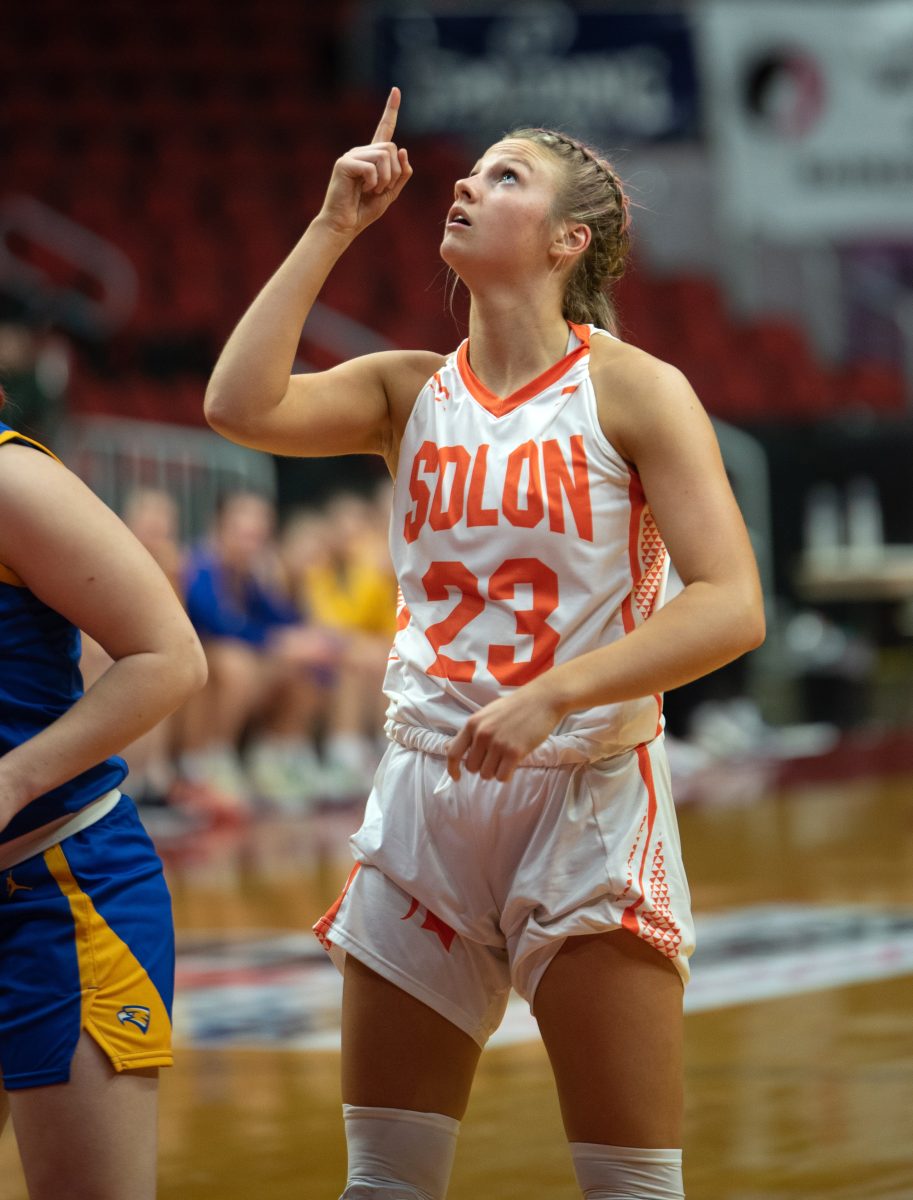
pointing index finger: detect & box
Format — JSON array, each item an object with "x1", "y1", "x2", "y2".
[{"x1": 372, "y1": 86, "x2": 401, "y2": 144}]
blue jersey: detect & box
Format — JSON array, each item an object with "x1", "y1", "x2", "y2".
[
  {"x1": 184, "y1": 547, "x2": 300, "y2": 648},
  {"x1": 0, "y1": 421, "x2": 127, "y2": 846}
]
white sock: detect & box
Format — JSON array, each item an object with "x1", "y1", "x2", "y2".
[
  {"x1": 570, "y1": 1142, "x2": 684, "y2": 1199},
  {"x1": 341, "y1": 1104, "x2": 460, "y2": 1199}
]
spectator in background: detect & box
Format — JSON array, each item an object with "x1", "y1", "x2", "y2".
[
  {"x1": 282, "y1": 486, "x2": 397, "y2": 794},
  {"x1": 120, "y1": 489, "x2": 188, "y2": 805},
  {"x1": 81, "y1": 488, "x2": 189, "y2": 809},
  {"x1": 123, "y1": 488, "x2": 185, "y2": 592},
  {"x1": 181, "y1": 490, "x2": 337, "y2": 810}
]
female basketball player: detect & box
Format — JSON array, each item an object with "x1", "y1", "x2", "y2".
[
  {"x1": 0, "y1": 399, "x2": 208, "y2": 1200},
  {"x1": 205, "y1": 89, "x2": 764, "y2": 1200}
]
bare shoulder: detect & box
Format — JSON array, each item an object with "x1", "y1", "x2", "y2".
[
  {"x1": 0, "y1": 443, "x2": 121, "y2": 567},
  {"x1": 379, "y1": 348, "x2": 448, "y2": 436},
  {"x1": 588, "y1": 334, "x2": 708, "y2": 466},
  {"x1": 0, "y1": 439, "x2": 73, "y2": 509}
]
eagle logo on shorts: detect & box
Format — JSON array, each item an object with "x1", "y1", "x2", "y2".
[{"x1": 117, "y1": 1005, "x2": 152, "y2": 1034}]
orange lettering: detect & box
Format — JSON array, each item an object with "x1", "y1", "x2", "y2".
[
  {"x1": 488, "y1": 557, "x2": 560, "y2": 685},
  {"x1": 543, "y1": 435, "x2": 593, "y2": 541},
  {"x1": 404, "y1": 440, "x2": 438, "y2": 543},
  {"x1": 423, "y1": 560, "x2": 483, "y2": 681},
  {"x1": 502, "y1": 440, "x2": 544, "y2": 528},
  {"x1": 466, "y1": 444, "x2": 499, "y2": 527},
  {"x1": 429, "y1": 445, "x2": 471, "y2": 530}
]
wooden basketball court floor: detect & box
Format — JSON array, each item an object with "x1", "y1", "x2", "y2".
[{"x1": 2, "y1": 739, "x2": 912, "y2": 1199}]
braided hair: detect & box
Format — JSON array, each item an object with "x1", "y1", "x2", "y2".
[{"x1": 506, "y1": 128, "x2": 631, "y2": 334}]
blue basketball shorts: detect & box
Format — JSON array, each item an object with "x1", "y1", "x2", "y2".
[{"x1": 0, "y1": 795, "x2": 174, "y2": 1090}]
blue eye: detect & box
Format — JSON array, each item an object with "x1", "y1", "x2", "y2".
[{"x1": 499, "y1": 168, "x2": 518, "y2": 183}]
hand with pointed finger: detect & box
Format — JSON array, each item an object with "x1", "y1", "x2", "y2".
[
  {"x1": 445, "y1": 682, "x2": 566, "y2": 785},
  {"x1": 316, "y1": 86, "x2": 413, "y2": 239}
]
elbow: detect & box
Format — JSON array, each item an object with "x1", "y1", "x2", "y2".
[
  {"x1": 740, "y1": 599, "x2": 766, "y2": 654},
  {"x1": 747, "y1": 617, "x2": 766, "y2": 654},
  {"x1": 203, "y1": 369, "x2": 257, "y2": 438},
  {"x1": 203, "y1": 380, "x2": 236, "y2": 435},
  {"x1": 186, "y1": 640, "x2": 209, "y2": 695},
  {"x1": 204, "y1": 379, "x2": 282, "y2": 446},
  {"x1": 171, "y1": 636, "x2": 209, "y2": 702}
]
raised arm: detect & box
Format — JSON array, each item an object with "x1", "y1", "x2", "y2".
[
  {"x1": 0, "y1": 446, "x2": 208, "y2": 830},
  {"x1": 204, "y1": 88, "x2": 420, "y2": 460}
]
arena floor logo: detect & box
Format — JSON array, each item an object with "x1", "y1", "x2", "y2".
[{"x1": 172, "y1": 904, "x2": 913, "y2": 1050}]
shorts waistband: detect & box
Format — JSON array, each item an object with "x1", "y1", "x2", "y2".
[
  {"x1": 384, "y1": 720, "x2": 639, "y2": 767},
  {"x1": 0, "y1": 789, "x2": 123, "y2": 872}
]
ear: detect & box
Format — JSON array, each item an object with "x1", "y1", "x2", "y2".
[{"x1": 551, "y1": 221, "x2": 591, "y2": 264}]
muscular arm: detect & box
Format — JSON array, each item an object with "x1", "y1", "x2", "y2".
[
  {"x1": 204, "y1": 219, "x2": 396, "y2": 459},
  {"x1": 447, "y1": 344, "x2": 765, "y2": 781},
  {"x1": 546, "y1": 348, "x2": 764, "y2": 708},
  {"x1": 0, "y1": 447, "x2": 208, "y2": 826}
]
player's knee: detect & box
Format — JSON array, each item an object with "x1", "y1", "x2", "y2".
[
  {"x1": 570, "y1": 1141, "x2": 684, "y2": 1199},
  {"x1": 342, "y1": 1104, "x2": 460, "y2": 1200}
]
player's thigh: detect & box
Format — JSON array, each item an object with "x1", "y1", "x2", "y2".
[
  {"x1": 9, "y1": 1032, "x2": 159, "y2": 1200},
  {"x1": 342, "y1": 956, "x2": 481, "y2": 1121},
  {"x1": 534, "y1": 928, "x2": 684, "y2": 1148},
  {"x1": 0, "y1": 1079, "x2": 8, "y2": 1138}
]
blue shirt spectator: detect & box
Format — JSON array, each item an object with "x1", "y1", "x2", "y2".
[{"x1": 185, "y1": 546, "x2": 300, "y2": 648}]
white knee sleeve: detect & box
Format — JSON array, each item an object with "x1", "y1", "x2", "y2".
[
  {"x1": 340, "y1": 1104, "x2": 460, "y2": 1200},
  {"x1": 570, "y1": 1142, "x2": 684, "y2": 1199}
]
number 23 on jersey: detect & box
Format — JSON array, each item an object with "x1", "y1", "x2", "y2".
[{"x1": 419, "y1": 556, "x2": 559, "y2": 687}]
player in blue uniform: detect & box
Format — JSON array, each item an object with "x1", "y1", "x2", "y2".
[{"x1": 0, "y1": 397, "x2": 208, "y2": 1199}]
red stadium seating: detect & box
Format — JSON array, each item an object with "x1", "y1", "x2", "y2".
[{"x1": 1, "y1": 1, "x2": 906, "y2": 425}]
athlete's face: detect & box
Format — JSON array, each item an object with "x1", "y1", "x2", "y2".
[
  {"x1": 441, "y1": 139, "x2": 564, "y2": 280},
  {"x1": 215, "y1": 494, "x2": 275, "y2": 571}
]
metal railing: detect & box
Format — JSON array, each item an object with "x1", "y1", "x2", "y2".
[
  {"x1": 57, "y1": 415, "x2": 276, "y2": 543},
  {"x1": 0, "y1": 195, "x2": 138, "y2": 338}
]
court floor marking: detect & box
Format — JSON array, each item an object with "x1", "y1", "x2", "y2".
[{"x1": 172, "y1": 903, "x2": 913, "y2": 1050}]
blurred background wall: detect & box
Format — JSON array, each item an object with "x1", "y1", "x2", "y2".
[{"x1": 2, "y1": 0, "x2": 913, "y2": 738}]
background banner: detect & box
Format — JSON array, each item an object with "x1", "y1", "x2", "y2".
[
  {"x1": 360, "y1": 2, "x2": 699, "y2": 147},
  {"x1": 697, "y1": 0, "x2": 913, "y2": 239}
]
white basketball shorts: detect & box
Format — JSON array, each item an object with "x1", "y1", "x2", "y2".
[{"x1": 314, "y1": 734, "x2": 694, "y2": 1048}]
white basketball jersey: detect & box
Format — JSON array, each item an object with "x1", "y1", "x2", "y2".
[{"x1": 384, "y1": 322, "x2": 668, "y2": 762}]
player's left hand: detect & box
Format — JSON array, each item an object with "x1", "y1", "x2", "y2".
[{"x1": 445, "y1": 683, "x2": 566, "y2": 783}]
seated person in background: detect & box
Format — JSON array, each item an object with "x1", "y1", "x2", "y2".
[
  {"x1": 80, "y1": 488, "x2": 189, "y2": 808},
  {"x1": 122, "y1": 487, "x2": 185, "y2": 592},
  {"x1": 182, "y1": 490, "x2": 337, "y2": 810},
  {"x1": 281, "y1": 486, "x2": 397, "y2": 795}
]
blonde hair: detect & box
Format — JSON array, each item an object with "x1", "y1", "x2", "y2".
[{"x1": 506, "y1": 128, "x2": 631, "y2": 334}]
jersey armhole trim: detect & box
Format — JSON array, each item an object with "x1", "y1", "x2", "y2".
[{"x1": 0, "y1": 429, "x2": 62, "y2": 462}]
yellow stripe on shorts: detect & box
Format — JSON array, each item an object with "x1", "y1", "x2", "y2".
[{"x1": 44, "y1": 843, "x2": 173, "y2": 1072}]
